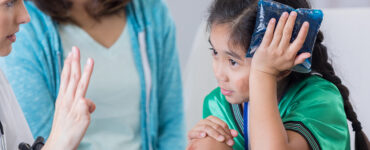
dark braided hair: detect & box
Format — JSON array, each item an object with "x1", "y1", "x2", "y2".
[
  {"x1": 208, "y1": 0, "x2": 370, "y2": 149},
  {"x1": 310, "y1": 31, "x2": 370, "y2": 150}
]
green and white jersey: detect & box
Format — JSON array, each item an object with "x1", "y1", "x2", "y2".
[{"x1": 203, "y1": 75, "x2": 350, "y2": 150}]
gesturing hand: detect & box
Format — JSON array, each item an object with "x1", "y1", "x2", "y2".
[{"x1": 43, "y1": 47, "x2": 95, "y2": 150}]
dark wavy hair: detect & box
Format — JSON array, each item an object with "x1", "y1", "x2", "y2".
[
  {"x1": 208, "y1": 0, "x2": 370, "y2": 149},
  {"x1": 31, "y1": 0, "x2": 130, "y2": 23}
]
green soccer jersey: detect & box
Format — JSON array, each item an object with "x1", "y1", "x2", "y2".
[{"x1": 203, "y1": 75, "x2": 350, "y2": 150}]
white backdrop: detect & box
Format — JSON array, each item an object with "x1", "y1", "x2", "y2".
[{"x1": 166, "y1": 0, "x2": 370, "y2": 69}]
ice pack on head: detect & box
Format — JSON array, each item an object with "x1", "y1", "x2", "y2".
[{"x1": 247, "y1": 0, "x2": 324, "y2": 73}]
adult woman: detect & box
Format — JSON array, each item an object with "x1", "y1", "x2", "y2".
[
  {"x1": 0, "y1": 0, "x2": 185, "y2": 149},
  {"x1": 0, "y1": 0, "x2": 95, "y2": 149}
]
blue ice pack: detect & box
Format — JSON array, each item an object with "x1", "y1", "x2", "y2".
[{"x1": 247, "y1": 0, "x2": 324, "y2": 73}]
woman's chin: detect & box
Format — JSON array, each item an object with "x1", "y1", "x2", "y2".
[{"x1": 0, "y1": 44, "x2": 12, "y2": 57}]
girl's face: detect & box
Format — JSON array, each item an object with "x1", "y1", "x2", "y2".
[
  {"x1": 0, "y1": 0, "x2": 29, "y2": 56},
  {"x1": 210, "y1": 24, "x2": 251, "y2": 104}
]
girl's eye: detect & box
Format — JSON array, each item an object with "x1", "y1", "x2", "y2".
[
  {"x1": 229, "y1": 59, "x2": 238, "y2": 66},
  {"x1": 5, "y1": 0, "x2": 16, "y2": 7},
  {"x1": 209, "y1": 48, "x2": 218, "y2": 56}
]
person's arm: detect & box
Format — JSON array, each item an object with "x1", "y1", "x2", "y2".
[
  {"x1": 42, "y1": 47, "x2": 95, "y2": 150},
  {"x1": 187, "y1": 137, "x2": 232, "y2": 150},
  {"x1": 154, "y1": 1, "x2": 185, "y2": 149},
  {"x1": 249, "y1": 12, "x2": 311, "y2": 150}
]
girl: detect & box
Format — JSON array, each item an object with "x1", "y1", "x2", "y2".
[
  {"x1": 0, "y1": 0, "x2": 185, "y2": 149},
  {"x1": 188, "y1": 0, "x2": 369, "y2": 149},
  {"x1": 0, "y1": 0, "x2": 95, "y2": 149}
]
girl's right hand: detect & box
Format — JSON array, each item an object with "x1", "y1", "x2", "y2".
[
  {"x1": 42, "y1": 47, "x2": 95, "y2": 150},
  {"x1": 251, "y1": 11, "x2": 310, "y2": 77},
  {"x1": 188, "y1": 116, "x2": 238, "y2": 146}
]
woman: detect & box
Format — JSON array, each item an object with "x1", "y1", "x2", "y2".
[
  {"x1": 0, "y1": 0, "x2": 185, "y2": 149},
  {"x1": 0, "y1": 0, "x2": 95, "y2": 149}
]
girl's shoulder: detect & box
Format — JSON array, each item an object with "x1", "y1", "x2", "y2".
[
  {"x1": 279, "y1": 75, "x2": 350, "y2": 150},
  {"x1": 280, "y1": 75, "x2": 345, "y2": 119},
  {"x1": 283, "y1": 75, "x2": 342, "y2": 105}
]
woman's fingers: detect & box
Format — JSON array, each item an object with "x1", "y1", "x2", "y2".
[
  {"x1": 75, "y1": 58, "x2": 94, "y2": 99},
  {"x1": 83, "y1": 98, "x2": 96, "y2": 114},
  {"x1": 57, "y1": 52, "x2": 73, "y2": 98},
  {"x1": 271, "y1": 12, "x2": 289, "y2": 47},
  {"x1": 260, "y1": 18, "x2": 276, "y2": 47},
  {"x1": 290, "y1": 22, "x2": 309, "y2": 53},
  {"x1": 279, "y1": 11, "x2": 298, "y2": 49},
  {"x1": 65, "y1": 47, "x2": 82, "y2": 103}
]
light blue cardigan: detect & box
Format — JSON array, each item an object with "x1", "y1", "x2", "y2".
[{"x1": 0, "y1": 0, "x2": 185, "y2": 149}]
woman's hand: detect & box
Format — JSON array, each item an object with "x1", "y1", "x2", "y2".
[
  {"x1": 251, "y1": 11, "x2": 310, "y2": 77},
  {"x1": 42, "y1": 47, "x2": 95, "y2": 150},
  {"x1": 188, "y1": 116, "x2": 238, "y2": 147}
]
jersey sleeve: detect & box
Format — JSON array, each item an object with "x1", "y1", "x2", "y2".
[{"x1": 281, "y1": 78, "x2": 350, "y2": 150}]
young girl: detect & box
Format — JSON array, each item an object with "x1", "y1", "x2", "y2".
[{"x1": 188, "y1": 0, "x2": 369, "y2": 149}]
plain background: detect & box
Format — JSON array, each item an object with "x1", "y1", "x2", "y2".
[{"x1": 167, "y1": 0, "x2": 370, "y2": 68}]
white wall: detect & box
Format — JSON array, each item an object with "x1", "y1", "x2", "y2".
[
  {"x1": 166, "y1": 0, "x2": 370, "y2": 69},
  {"x1": 166, "y1": 0, "x2": 213, "y2": 69}
]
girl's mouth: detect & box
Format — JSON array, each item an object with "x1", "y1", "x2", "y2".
[{"x1": 221, "y1": 88, "x2": 233, "y2": 96}]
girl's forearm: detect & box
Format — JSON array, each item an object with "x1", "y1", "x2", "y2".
[{"x1": 249, "y1": 70, "x2": 288, "y2": 150}]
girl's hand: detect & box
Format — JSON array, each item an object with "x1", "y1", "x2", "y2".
[
  {"x1": 43, "y1": 47, "x2": 95, "y2": 150},
  {"x1": 188, "y1": 116, "x2": 238, "y2": 146},
  {"x1": 251, "y1": 11, "x2": 311, "y2": 77}
]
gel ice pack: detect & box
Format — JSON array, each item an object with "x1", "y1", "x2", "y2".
[{"x1": 247, "y1": 0, "x2": 324, "y2": 73}]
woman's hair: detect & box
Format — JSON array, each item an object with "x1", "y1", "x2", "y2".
[
  {"x1": 31, "y1": 0, "x2": 130, "y2": 23},
  {"x1": 207, "y1": 0, "x2": 370, "y2": 149}
]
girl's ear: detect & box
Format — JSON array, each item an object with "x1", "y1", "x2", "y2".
[{"x1": 277, "y1": 70, "x2": 292, "y2": 81}]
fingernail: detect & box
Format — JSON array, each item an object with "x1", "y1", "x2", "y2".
[
  {"x1": 87, "y1": 58, "x2": 92, "y2": 65},
  {"x1": 291, "y1": 11, "x2": 297, "y2": 16},
  {"x1": 200, "y1": 132, "x2": 206, "y2": 137},
  {"x1": 217, "y1": 136, "x2": 224, "y2": 141},
  {"x1": 283, "y1": 12, "x2": 288, "y2": 17},
  {"x1": 270, "y1": 18, "x2": 276, "y2": 23},
  {"x1": 72, "y1": 46, "x2": 77, "y2": 56},
  {"x1": 67, "y1": 52, "x2": 72, "y2": 58},
  {"x1": 227, "y1": 140, "x2": 234, "y2": 146},
  {"x1": 304, "y1": 21, "x2": 309, "y2": 26}
]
